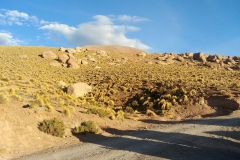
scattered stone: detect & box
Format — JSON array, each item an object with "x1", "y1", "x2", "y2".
[
  {"x1": 41, "y1": 51, "x2": 57, "y2": 59},
  {"x1": 67, "y1": 82, "x2": 92, "y2": 98},
  {"x1": 109, "y1": 115, "x2": 115, "y2": 120},
  {"x1": 85, "y1": 55, "x2": 97, "y2": 62},
  {"x1": 137, "y1": 52, "x2": 147, "y2": 57},
  {"x1": 165, "y1": 57, "x2": 174, "y2": 64},
  {"x1": 59, "y1": 81, "x2": 67, "y2": 88},
  {"x1": 226, "y1": 67, "x2": 234, "y2": 71},
  {"x1": 145, "y1": 61, "x2": 153, "y2": 64},
  {"x1": 80, "y1": 60, "x2": 88, "y2": 65},
  {"x1": 156, "y1": 61, "x2": 168, "y2": 65},
  {"x1": 199, "y1": 97, "x2": 205, "y2": 105},
  {"x1": 95, "y1": 66, "x2": 101, "y2": 69},
  {"x1": 66, "y1": 48, "x2": 76, "y2": 54},
  {"x1": 175, "y1": 56, "x2": 185, "y2": 62},
  {"x1": 184, "y1": 52, "x2": 193, "y2": 59},
  {"x1": 96, "y1": 50, "x2": 108, "y2": 56}
]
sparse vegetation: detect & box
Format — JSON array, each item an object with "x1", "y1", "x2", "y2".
[
  {"x1": 72, "y1": 120, "x2": 99, "y2": 134},
  {"x1": 38, "y1": 118, "x2": 65, "y2": 137},
  {"x1": 0, "y1": 93, "x2": 9, "y2": 104},
  {"x1": 1, "y1": 46, "x2": 240, "y2": 157}
]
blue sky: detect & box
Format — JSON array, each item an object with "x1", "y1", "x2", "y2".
[{"x1": 0, "y1": 0, "x2": 239, "y2": 56}]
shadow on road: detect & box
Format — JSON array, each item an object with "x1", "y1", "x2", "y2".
[
  {"x1": 140, "y1": 117, "x2": 240, "y2": 127},
  {"x1": 74, "y1": 117, "x2": 240, "y2": 159}
]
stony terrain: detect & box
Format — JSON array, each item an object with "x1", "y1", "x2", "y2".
[{"x1": 0, "y1": 45, "x2": 239, "y2": 159}]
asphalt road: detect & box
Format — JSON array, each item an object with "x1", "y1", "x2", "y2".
[{"x1": 15, "y1": 112, "x2": 240, "y2": 160}]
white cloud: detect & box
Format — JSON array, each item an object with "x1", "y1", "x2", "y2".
[
  {"x1": 5, "y1": 10, "x2": 29, "y2": 20},
  {"x1": 117, "y1": 15, "x2": 150, "y2": 23},
  {"x1": 40, "y1": 20, "x2": 49, "y2": 25},
  {"x1": 40, "y1": 15, "x2": 151, "y2": 50},
  {"x1": 0, "y1": 9, "x2": 39, "y2": 26},
  {"x1": 0, "y1": 31, "x2": 23, "y2": 45}
]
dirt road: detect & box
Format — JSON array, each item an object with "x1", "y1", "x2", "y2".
[{"x1": 15, "y1": 111, "x2": 240, "y2": 160}]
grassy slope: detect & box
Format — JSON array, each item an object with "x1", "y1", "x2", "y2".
[{"x1": 0, "y1": 46, "x2": 239, "y2": 158}]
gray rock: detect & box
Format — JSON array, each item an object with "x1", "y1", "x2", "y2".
[{"x1": 193, "y1": 52, "x2": 206, "y2": 63}]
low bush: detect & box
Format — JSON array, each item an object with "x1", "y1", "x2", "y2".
[
  {"x1": 0, "y1": 93, "x2": 9, "y2": 104},
  {"x1": 38, "y1": 118, "x2": 65, "y2": 137},
  {"x1": 86, "y1": 106, "x2": 115, "y2": 118},
  {"x1": 72, "y1": 120, "x2": 98, "y2": 135}
]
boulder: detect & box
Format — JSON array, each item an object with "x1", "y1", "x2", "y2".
[
  {"x1": 175, "y1": 56, "x2": 185, "y2": 62},
  {"x1": 67, "y1": 57, "x2": 79, "y2": 68},
  {"x1": 233, "y1": 56, "x2": 240, "y2": 61},
  {"x1": 137, "y1": 52, "x2": 147, "y2": 57},
  {"x1": 75, "y1": 46, "x2": 82, "y2": 52},
  {"x1": 156, "y1": 57, "x2": 166, "y2": 61},
  {"x1": 207, "y1": 55, "x2": 217, "y2": 62},
  {"x1": 58, "y1": 54, "x2": 69, "y2": 63},
  {"x1": 193, "y1": 52, "x2": 206, "y2": 63},
  {"x1": 216, "y1": 54, "x2": 223, "y2": 60},
  {"x1": 59, "y1": 47, "x2": 66, "y2": 52},
  {"x1": 41, "y1": 51, "x2": 57, "y2": 59},
  {"x1": 184, "y1": 52, "x2": 193, "y2": 59},
  {"x1": 80, "y1": 60, "x2": 88, "y2": 65},
  {"x1": 165, "y1": 57, "x2": 174, "y2": 64},
  {"x1": 68, "y1": 53, "x2": 76, "y2": 59},
  {"x1": 85, "y1": 54, "x2": 97, "y2": 62},
  {"x1": 67, "y1": 82, "x2": 92, "y2": 97},
  {"x1": 225, "y1": 57, "x2": 236, "y2": 65},
  {"x1": 66, "y1": 48, "x2": 76, "y2": 54},
  {"x1": 96, "y1": 50, "x2": 108, "y2": 56}
]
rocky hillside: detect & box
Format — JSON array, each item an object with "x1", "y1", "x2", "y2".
[{"x1": 0, "y1": 45, "x2": 239, "y2": 159}]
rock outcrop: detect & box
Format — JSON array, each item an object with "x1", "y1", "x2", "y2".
[{"x1": 193, "y1": 52, "x2": 206, "y2": 63}]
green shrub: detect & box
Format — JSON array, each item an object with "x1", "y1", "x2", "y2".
[
  {"x1": 73, "y1": 121, "x2": 98, "y2": 135},
  {"x1": 38, "y1": 118, "x2": 65, "y2": 137}
]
